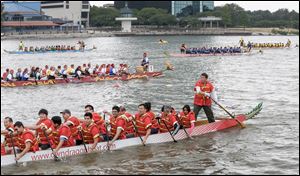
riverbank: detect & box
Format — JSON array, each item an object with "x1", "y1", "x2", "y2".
[{"x1": 1, "y1": 27, "x2": 298, "y2": 40}]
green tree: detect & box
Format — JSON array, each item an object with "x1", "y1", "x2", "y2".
[
  {"x1": 149, "y1": 13, "x2": 177, "y2": 26},
  {"x1": 1, "y1": 2, "x2": 5, "y2": 22},
  {"x1": 89, "y1": 6, "x2": 120, "y2": 27},
  {"x1": 137, "y1": 8, "x2": 168, "y2": 25}
]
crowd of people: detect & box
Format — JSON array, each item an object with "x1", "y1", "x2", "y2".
[
  {"x1": 239, "y1": 39, "x2": 292, "y2": 49},
  {"x1": 1, "y1": 103, "x2": 196, "y2": 161},
  {"x1": 1, "y1": 63, "x2": 130, "y2": 82},
  {"x1": 180, "y1": 44, "x2": 244, "y2": 54},
  {"x1": 18, "y1": 41, "x2": 88, "y2": 52}
]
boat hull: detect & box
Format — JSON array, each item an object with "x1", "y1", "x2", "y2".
[
  {"x1": 1, "y1": 72, "x2": 163, "y2": 88},
  {"x1": 1, "y1": 115, "x2": 248, "y2": 167},
  {"x1": 3, "y1": 48, "x2": 95, "y2": 54},
  {"x1": 169, "y1": 52, "x2": 252, "y2": 57}
]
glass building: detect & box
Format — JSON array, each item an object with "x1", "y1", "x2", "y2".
[{"x1": 171, "y1": 1, "x2": 214, "y2": 17}]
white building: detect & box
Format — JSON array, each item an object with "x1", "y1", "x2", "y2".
[{"x1": 41, "y1": 1, "x2": 90, "y2": 27}]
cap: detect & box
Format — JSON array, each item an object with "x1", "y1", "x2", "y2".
[{"x1": 60, "y1": 109, "x2": 71, "y2": 115}]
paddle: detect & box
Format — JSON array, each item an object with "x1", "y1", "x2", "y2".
[
  {"x1": 78, "y1": 130, "x2": 88, "y2": 153},
  {"x1": 210, "y1": 98, "x2": 246, "y2": 128},
  {"x1": 131, "y1": 116, "x2": 146, "y2": 146},
  {"x1": 42, "y1": 128, "x2": 60, "y2": 161},
  {"x1": 103, "y1": 114, "x2": 111, "y2": 151},
  {"x1": 174, "y1": 114, "x2": 192, "y2": 139},
  {"x1": 161, "y1": 118, "x2": 177, "y2": 143},
  {"x1": 9, "y1": 131, "x2": 18, "y2": 165}
]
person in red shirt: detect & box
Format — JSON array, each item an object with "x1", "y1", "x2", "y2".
[
  {"x1": 1, "y1": 117, "x2": 18, "y2": 155},
  {"x1": 178, "y1": 105, "x2": 196, "y2": 135},
  {"x1": 193, "y1": 73, "x2": 215, "y2": 123},
  {"x1": 2, "y1": 68, "x2": 9, "y2": 81},
  {"x1": 60, "y1": 109, "x2": 82, "y2": 145},
  {"x1": 84, "y1": 105, "x2": 106, "y2": 138},
  {"x1": 51, "y1": 116, "x2": 74, "y2": 156},
  {"x1": 79, "y1": 113, "x2": 100, "y2": 152},
  {"x1": 158, "y1": 105, "x2": 180, "y2": 135},
  {"x1": 107, "y1": 106, "x2": 127, "y2": 147},
  {"x1": 134, "y1": 104, "x2": 152, "y2": 145},
  {"x1": 14, "y1": 121, "x2": 39, "y2": 161},
  {"x1": 119, "y1": 106, "x2": 135, "y2": 138},
  {"x1": 26, "y1": 109, "x2": 54, "y2": 150},
  {"x1": 144, "y1": 102, "x2": 159, "y2": 134}
]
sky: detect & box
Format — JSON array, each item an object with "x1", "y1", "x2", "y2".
[{"x1": 90, "y1": 1, "x2": 299, "y2": 12}]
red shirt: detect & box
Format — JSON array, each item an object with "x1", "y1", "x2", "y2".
[
  {"x1": 51, "y1": 124, "x2": 74, "y2": 148},
  {"x1": 159, "y1": 112, "x2": 178, "y2": 133},
  {"x1": 65, "y1": 116, "x2": 81, "y2": 140},
  {"x1": 81, "y1": 123, "x2": 100, "y2": 144},
  {"x1": 109, "y1": 115, "x2": 127, "y2": 140},
  {"x1": 179, "y1": 111, "x2": 196, "y2": 128},
  {"x1": 17, "y1": 129, "x2": 39, "y2": 152},
  {"x1": 92, "y1": 112, "x2": 106, "y2": 135},
  {"x1": 194, "y1": 80, "x2": 214, "y2": 106},
  {"x1": 147, "y1": 111, "x2": 159, "y2": 129},
  {"x1": 135, "y1": 113, "x2": 152, "y2": 136},
  {"x1": 121, "y1": 112, "x2": 134, "y2": 134},
  {"x1": 36, "y1": 118, "x2": 54, "y2": 145}
]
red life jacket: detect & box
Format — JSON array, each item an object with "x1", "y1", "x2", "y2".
[
  {"x1": 65, "y1": 116, "x2": 81, "y2": 140},
  {"x1": 17, "y1": 129, "x2": 39, "y2": 152},
  {"x1": 194, "y1": 80, "x2": 214, "y2": 106},
  {"x1": 36, "y1": 118, "x2": 54, "y2": 145},
  {"x1": 81, "y1": 123, "x2": 100, "y2": 144},
  {"x1": 121, "y1": 112, "x2": 134, "y2": 134},
  {"x1": 109, "y1": 115, "x2": 127, "y2": 140},
  {"x1": 135, "y1": 113, "x2": 152, "y2": 136},
  {"x1": 159, "y1": 112, "x2": 177, "y2": 133},
  {"x1": 179, "y1": 111, "x2": 196, "y2": 128},
  {"x1": 1, "y1": 144, "x2": 6, "y2": 155},
  {"x1": 92, "y1": 112, "x2": 106, "y2": 135},
  {"x1": 4, "y1": 125, "x2": 18, "y2": 148},
  {"x1": 51, "y1": 124, "x2": 74, "y2": 148},
  {"x1": 147, "y1": 111, "x2": 159, "y2": 129}
]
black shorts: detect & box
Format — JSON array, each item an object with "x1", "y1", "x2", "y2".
[{"x1": 39, "y1": 143, "x2": 50, "y2": 150}]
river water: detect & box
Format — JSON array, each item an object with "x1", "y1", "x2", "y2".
[{"x1": 1, "y1": 36, "x2": 299, "y2": 175}]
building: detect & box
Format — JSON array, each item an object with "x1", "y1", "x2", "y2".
[
  {"x1": 103, "y1": 3, "x2": 114, "y2": 8},
  {"x1": 41, "y1": 1, "x2": 90, "y2": 27},
  {"x1": 114, "y1": 1, "x2": 214, "y2": 17},
  {"x1": 1, "y1": 1, "x2": 60, "y2": 32}
]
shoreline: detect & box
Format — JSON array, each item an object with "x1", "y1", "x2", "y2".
[{"x1": 1, "y1": 28, "x2": 298, "y2": 40}]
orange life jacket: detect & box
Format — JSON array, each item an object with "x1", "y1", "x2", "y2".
[
  {"x1": 159, "y1": 112, "x2": 177, "y2": 133},
  {"x1": 4, "y1": 125, "x2": 18, "y2": 148},
  {"x1": 179, "y1": 111, "x2": 196, "y2": 128},
  {"x1": 36, "y1": 118, "x2": 54, "y2": 145},
  {"x1": 135, "y1": 113, "x2": 152, "y2": 136},
  {"x1": 82, "y1": 123, "x2": 100, "y2": 144},
  {"x1": 194, "y1": 80, "x2": 214, "y2": 106}
]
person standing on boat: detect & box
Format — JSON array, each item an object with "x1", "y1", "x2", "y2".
[
  {"x1": 180, "y1": 44, "x2": 187, "y2": 54},
  {"x1": 141, "y1": 53, "x2": 150, "y2": 72},
  {"x1": 51, "y1": 116, "x2": 74, "y2": 156},
  {"x1": 14, "y1": 121, "x2": 39, "y2": 161},
  {"x1": 193, "y1": 73, "x2": 216, "y2": 123},
  {"x1": 19, "y1": 41, "x2": 24, "y2": 51},
  {"x1": 26, "y1": 109, "x2": 54, "y2": 150}
]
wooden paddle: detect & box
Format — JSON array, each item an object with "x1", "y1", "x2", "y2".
[
  {"x1": 132, "y1": 116, "x2": 146, "y2": 146},
  {"x1": 78, "y1": 130, "x2": 88, "y2": 153},
  {"x1": 174, "y1": 114, "x2": 192, "y2": 139},
  {"x1": 9, "y1": 132, "x2": 18, "y2": 165},
  {"x1": 210, "y1": 98, "x2": 246, "y2": 128},
  {"x1": 161, "y1": 119, "x2": 177, "y2": 143},
  {"x1": 42, "y1": 129, "x2": 60, "y2": 161}
]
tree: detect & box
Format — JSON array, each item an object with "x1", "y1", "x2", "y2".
[
  {"x1": 89, "y1": 6, "x2": 120, "y2": 27},
  {"x1": 149, "y1": 13, "x2": 176, "y2": 26},
  {"x1": 137, "y1": 8, "x2": 168, "y2": 25},
  {"x1": 1, "y1": 2, "x2": 5, "y2": 22}
]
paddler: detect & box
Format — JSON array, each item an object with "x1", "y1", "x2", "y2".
[
  {"x1": 60, "y1": 109, "x2": 82, "y2": 145},
  {"x1": 193, "y1": 73, "x2": 216, "y2": 123},
  {"x1": 134, "y1": 104, "x2": 152, "y2": 145},
  {"x1": 144, "y1": 102, "x2": 159, "y2": 134},
  {"x1": 84, "y1": 105, "x2": 106, "y2": 139},
  {"x1": 180, "y1": 44, "x2": 187, "y2": 54},
  {"x1": 239, "y1": 37, "x2": 244, "y2": 47},
  {"x1": 14, "y1": 121, "x2": 39, "y2": 161},
  {"x1": 157, "y1": 105, "x2": 180, "y2": 135},
  {"x1": 79, "y1": 113, "x2": 101, "y2": 152},
  {"x1": 19, "y1": 41, "x2": 24, "y2": 51},
  {"x1": 1, "y1": 117, "x2": 18, "y2": 155},
  {"x1": 178, "y1": 105, "x2": 196, "y2": 135},
  {"x1": 51, "y1": 116, "x2": 74, "y2": 156},
  {"x1": 107, "y1": 106, "x2": 127, "y2": 147},
  {"x1": 141, "y1": 52, "x2": 150, "y2": 72},
  {"x1": 26, "y1": 109, "x2": 54, "y2": 150},
  {"x1": 119, "y1": 106, "x2": 135, "y2": 138}
]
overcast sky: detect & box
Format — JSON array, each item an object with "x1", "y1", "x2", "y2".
[{"x1": 90, "y1": 1, "x2": 299, "y2": 12}]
